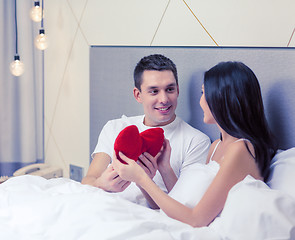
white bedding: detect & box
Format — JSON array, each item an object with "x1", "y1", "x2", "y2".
[{"x1": 0, "y1": 175, "x2": 294, "y2": 240}]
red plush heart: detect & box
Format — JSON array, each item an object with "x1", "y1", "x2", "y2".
[
  {"x1": 114, "y1": 125, "x2": 142, "y2": 163},
  {"x1": 114, "y1": 125, "x2": 164, "y2": 164},
  {"x1": 140, "y1": 128, "x2": 164, "y2": 157}
]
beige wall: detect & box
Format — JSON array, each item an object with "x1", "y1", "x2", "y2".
[{"x1": 44, "y1": 0, "x2": 295, "y2": 178}]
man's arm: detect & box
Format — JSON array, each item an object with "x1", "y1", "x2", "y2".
[
  {"x1": 82, "y1": 152, "x2": 110, "y2": 187},
  {"x1": 157, "y1": 139, "x2": 178, "y2": 192},
  {"x1": 136, "y1": 152, "x2": 160, "y2": 208},
  {"x1": 136, "y1": 140, "x2": 177, "y2": 208},
  {"x1": 158, "y1": 165, "x2": 177, "y2": 192},
  {"x1": 82, "y1": 152, "x2": 131, "y2": 192},
  {"x1": 139, "y1": 163, "x2": 177, "y2": 209},
  {"x1": 184, "y1": 138, "x2": 211, "y2": 167}
]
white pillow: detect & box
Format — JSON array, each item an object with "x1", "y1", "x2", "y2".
[
  {"x1": 267, "y1": 147, "x2": 295, "y2": 199},
  {"x1": 211, "y1": 175, "x2": 295, "y2": 239},
  {"x1": 167, "y1": 161, "x2": 219, "y2": 208}
]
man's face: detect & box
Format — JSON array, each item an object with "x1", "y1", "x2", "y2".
[{"x1": 134, "y1": 70, "x2": 179, "y2": 127}]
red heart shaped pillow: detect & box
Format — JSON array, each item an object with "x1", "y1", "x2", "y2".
[
  {"x1": 114, "y1": 125, "x2": 142, "y2": 163},
  {"x1": 114, "y1": 125, "x2": 164, "y2": 164},
  {"x1": 140, "y1": 128, "x2": 164, "y2": 157}
]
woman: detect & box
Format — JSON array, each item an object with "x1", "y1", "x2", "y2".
[{"x1": 112, "y1": 61, "x2": 278, "y2": 227}]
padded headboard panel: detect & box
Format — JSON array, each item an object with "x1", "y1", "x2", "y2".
[{"x1": 90, "y1": 46, "x2": 295, "y2": 158}]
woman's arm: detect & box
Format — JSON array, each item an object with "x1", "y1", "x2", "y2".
[
  {"x1": 112, "y1": 153, "x2": 196, "y2": 224},
  {"x1": 191, "y1": 140, "x2": 261, "y2": 225},
  {"x1": 135, "y1": 139, "x2": 178, "y2": 208},
  {"x1": 113, "y1": 141, "x2": 260, "y2": 227},
  {"x1": 138, "y1": 139, "x2": 178, "y2": 192}
]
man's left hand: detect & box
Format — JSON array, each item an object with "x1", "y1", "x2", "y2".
[{"x1": 137, "y1": 151, "x2": 160, "y2": 179}]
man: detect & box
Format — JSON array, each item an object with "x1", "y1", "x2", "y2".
[{"x1": 82, "y1": 54, "x2": 210, "y2": 207}]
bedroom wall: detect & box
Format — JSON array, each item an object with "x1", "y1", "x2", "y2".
[{"x1": 44, "y1": 0, "x2": 295, "y2": 178}]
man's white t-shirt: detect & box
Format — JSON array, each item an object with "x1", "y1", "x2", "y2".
[{"x1": 93, "y1": 115, "x2": 210, "y2": 193}]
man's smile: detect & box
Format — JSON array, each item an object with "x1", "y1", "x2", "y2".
[{"x1": 155, "y1": 106, "x2": 172, "y2": 113}]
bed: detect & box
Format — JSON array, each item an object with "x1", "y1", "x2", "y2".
[
  {"x1": 1, "y1": 46, "x2": 295, "y2": 239},
  {"x1": 0, "y1": 148, "x2": 295, "y2": 239}
]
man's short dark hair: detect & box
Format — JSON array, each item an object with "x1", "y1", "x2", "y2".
[{"x1": 133, "y1": 54, "x2": 178, "y2": 91}]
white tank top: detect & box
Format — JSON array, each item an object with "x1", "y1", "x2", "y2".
[{"x1": 209, "y1": 138, "x2": 250, "y2": 162}]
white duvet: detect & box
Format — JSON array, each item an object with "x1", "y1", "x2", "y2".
[{"x1": 0, "y1": 175, "x2": 294, "y2": 240}]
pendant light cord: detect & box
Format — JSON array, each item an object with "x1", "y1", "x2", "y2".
[
  {"x1": 41, "y1": 0, "x2": 44, "y2": 28},
  {"x1": 14, "y1": 0, "x2": 18, "y2": 55}
]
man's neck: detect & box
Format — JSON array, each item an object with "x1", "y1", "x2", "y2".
[{"x1": 143, "y1": 114, "x2": 176, "y2": 127}]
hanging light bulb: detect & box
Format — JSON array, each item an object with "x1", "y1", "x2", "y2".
[
  {"x1": 30, "y1": 1, "x2": 42, "y2": 22},
  {"x1": 10, "y1": 0, "x2": 24, "y2": 77},
  {"x1": 10, "y1": 55, "x2": 25, "y2": 76},
  {"x1": 34, "y1": 0, "x2": 48, "y2": 50},
  {"x1": 35, "y1": 29, "x2": 49, "y2": 50}
]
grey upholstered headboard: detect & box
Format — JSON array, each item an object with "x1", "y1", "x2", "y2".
[{"x1": 90, "y1": 46, "x2": 295, "y2": 159}]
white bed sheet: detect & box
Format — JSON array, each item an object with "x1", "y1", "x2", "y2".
[{"x1": 0, "y1": 175, "x2": 294, "y2": 240}]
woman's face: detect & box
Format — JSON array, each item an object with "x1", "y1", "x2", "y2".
[{"x1": 200, "y1": 85, "x2": 215, "y2": 124}]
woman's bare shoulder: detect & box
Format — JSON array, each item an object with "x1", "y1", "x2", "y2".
[
  {"x1": 210, "y1": 139, "x2": 221, "y2": 150},
  {"x1": 206, "y1": 139, "x2": 221, "y2": 164},
  {"x1": 227, "y1": 139, "x2": 255, "y2": 160}
]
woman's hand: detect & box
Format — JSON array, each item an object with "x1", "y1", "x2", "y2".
[{"x1": 112, "y1": 151, "x2": 147, "y2": 184}]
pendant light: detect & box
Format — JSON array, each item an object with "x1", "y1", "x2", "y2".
[
  {"x1": 35, "y1": 29, "x2": 48, "y2": 50},
  {"x1": 10, "y1": 55, "x2": 25, "y2": 76},
  {"x1": 34, "y1": 0, "x2": 48, "y2": 50},
  {"x1": 30, "y1": 1, "x2": 42, "y2": 22},
  {"x1": 10, "y1": 0, "x2": 25, "y2": 76}
]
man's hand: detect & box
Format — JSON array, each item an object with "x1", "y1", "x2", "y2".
[
  {"x1": 137, "y1": 151, "x2": 161, "y2": 179},
  {"x1": 154, "y1": 139, "x2": 177, "y2": 192},
  {"x1": 156, "y1": 139, "x2": 172, "y2": 174},
  {"x1": 97, "y1": 165, "x2": 131, "y2": 192}
]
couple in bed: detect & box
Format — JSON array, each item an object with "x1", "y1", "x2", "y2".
[{"x1": 82, "y1": 54, "x2": 277, "y2": 227}]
